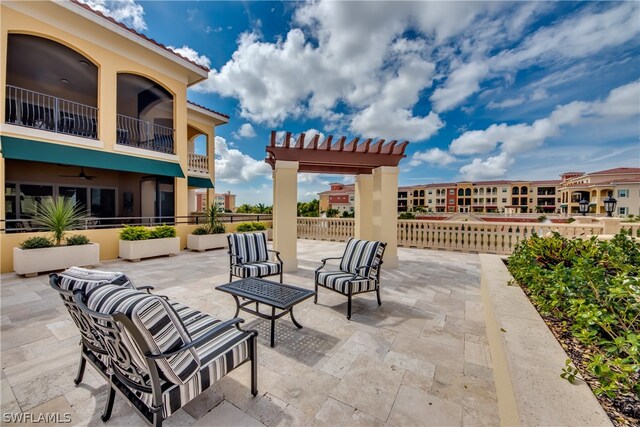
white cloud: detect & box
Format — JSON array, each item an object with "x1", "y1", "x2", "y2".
[
  {"x1": 459, "y1": 152, "x2": 514, "y2": 180},
  {"x1": 235, "y1": 123, "x2": 256, "y2": 138},
  {"x1": 486, "y1": 96, "x2": 526, "y2": 110},
  {"x1": 167, "y1": 46, "x2": 211, "y2": 68},
  {"x1": 78, "y1": 0, "x2": 146, "y2": 32},
  {"x1": 430, "y1": 61, "x2": 489, "y2": 112},
  {"x1": 409, "y1": 148, "x2": 456, "y2": 167},
  {"x1": 214, "y1": 136, "x2": 271, "y2": 184}
]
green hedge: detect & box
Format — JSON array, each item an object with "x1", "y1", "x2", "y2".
[
  {"x1": 508, "y1": 231, "x2": 639, "y2": 399},
  {"x1": 236, "y1": 222, "x2": 267, "y2": 232},
  {"x1": 119, "y1": 224, "x2": 177, "y2": 241},
  {"x1": 20, "y1": 236, "x2": 54, "y2": 249}
]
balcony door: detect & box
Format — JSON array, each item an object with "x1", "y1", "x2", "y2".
[{"x1": 140, "y1": 177, "x2": 174, "y2": 223}]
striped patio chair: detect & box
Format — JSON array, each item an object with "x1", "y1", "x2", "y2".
[
  {"x1": 73, "y1": 284, "x2": 258, "y2": 427},
  {"x1": 314, "y1": 238, "x2": 386, "y2": 319},
  {"x1": 227, "y1": 232, "x2": 283, "y2": 283}
]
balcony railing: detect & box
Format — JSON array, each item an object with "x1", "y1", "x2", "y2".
[
  {"x1": 116, "y1": 114, "x2": 174, "y2": 154},
  {"x1": 188, "y1": 153, "x2": 209, "y2": 174},
  {"x1": 5, "y1": 85, "x2": 98, "y2": 138}
]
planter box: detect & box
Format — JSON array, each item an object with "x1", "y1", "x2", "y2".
[
  {"x1": 187, "y1": 233, "x2": 228, "y2": 252},
  {"x1": 119, "y1": 237, "x2": 180, "y2": 262},
  {"x1": 13, "y1": 243, "x2": 100, "y2": 277}
]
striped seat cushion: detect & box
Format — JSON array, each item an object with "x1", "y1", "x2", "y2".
[
  {"x1": 316, "y1": 271, "x2": 377, "y2": 294},
  {"x1": 339, "y1": 239, "x2": 385, "y2": 278},
  {"x1": 86, "y1": 285, "x2": 200, "y2": 385},
  {"x1": 134, "y1": 303, "x2": 252, "y2": 418},
  {"x1": 59, "y1": 266, "x2": 134, "y2": 293},
  {"x1": 232, "y1": 262, "x2": 281, "y2": 278},
  {"x1": 228, "y1": 232, "x2": 269, "y2": 263}
]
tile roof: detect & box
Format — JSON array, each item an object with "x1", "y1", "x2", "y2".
[
  {"x1": 187, "y1": 101, "x2": 230, "y2": 119},
  {"x1": 70, "y1": 0, "x2": 209, "y2": 72},
  {"x1": 589, "y1": 167, "x2": 640, "y2": 175}
]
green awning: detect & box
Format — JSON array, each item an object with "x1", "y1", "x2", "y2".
[
  {"x1": 188, "y1": 176, "x2": 215, "y2": 188},
  {"x1": 1, "y1": 136, "x2": 184, "y2": 178}
]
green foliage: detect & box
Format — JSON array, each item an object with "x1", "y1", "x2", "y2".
[
  {"x1": 399, "y1": 212, "x2": 416, "y2": 219},
  {"x1": 30, "y1": 196, "x2": 87, "y2": 246},
  {"x1": 560, "y1": 359, "x2": 580, "y2": 383},
  {"x1": 192, "y1": 226, "x2": 209, "y2": 235},
  {"x1": 537, "y1": 215, "x2": 547, "y2": 222},
  {"x1": 567, "y1": 217, "x2": 576, "y2": 223},
  {"x1": 20, "y1": 236, "x2": 54, "y2": 249},
  {"x1": 342, "y1": 210, "x2": 354, "y2": 218},
  {"x1": 508, "y1": 231, "x2": 640, "y2": 398},
  {"x1": 120, "y1": 226, "x2": 151, "y2": 241},
  {"x1": 236, "y1": 222, "x2": 267, "y2": 232},
  {"x1": 65, "y1": 234, "x2": 90, "y2": 246},
  {"x1": 297, "y1": 199, "x2": 320, "y2": 217},
  {"x1": 204, "y1": 204, "x2": 226, "y2": 234},
  {"x1": 149, "y1": 224, "x2": 176, "y2": 239},
  {"x1": 325, "y1": 208, "x2": 340, "y2": 218},
  {"x1": 236, "y1": 203, "x2": 273, "y2": 214}
]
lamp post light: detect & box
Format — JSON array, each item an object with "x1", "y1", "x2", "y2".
[
  {"x1": 578, "y1": 198, "x2": 589, "y2": 216},
  {"x1": 603, "y1": 191, "x2": 617, "y2": 217}
]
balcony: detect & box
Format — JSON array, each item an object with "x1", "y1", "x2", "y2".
[
  {"x1": 187, "y1": 153, "x2": 209, "y2": 174},
  {"x1": 5, "y1": 85, "x2": 98, "y2": 139},
  {"x1": 116, "y1": 114, "x2": 174, "y2": 154}
]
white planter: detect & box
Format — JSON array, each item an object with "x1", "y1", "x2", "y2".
[
  {"x1": 187, "y1": 233, "x2": 228, "y2": 252},
  {"x1": 13, "y1": 243, "x2": 100, "y2": 277},
  {"x1": 119, "y1": 237, "x2": 180, "y2": 262}
]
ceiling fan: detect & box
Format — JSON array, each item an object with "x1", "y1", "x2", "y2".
[{"x1": 59, "y1": 167, "x2": 97, "y2": 180}]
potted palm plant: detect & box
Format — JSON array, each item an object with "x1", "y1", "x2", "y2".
[
  {"x1": 13, "y1": 196, "x2": 99, "y2": 277},
  {"x1": 187, "y1": 204, "x2": 228, "y2": 251}
]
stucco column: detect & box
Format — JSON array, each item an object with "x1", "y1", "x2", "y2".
[
  {"x1": 355, "y1": 174, "x2": 373, "y2": 240},
  {"x1": 174, "y1": 89, "x2": 188, "y2": 218},
  {"x1": 188, "y1": 189, "x2": 196, "y2": 213},
  {"x1": 573, "y1": 216, "x2": 593, "y2": 225},
  {"x1": 0, "y1": 157, "x2": 5, "y2": 224},
  {"x1": 373, "y1": 166, "x2": 398, "y2": 268},
  {"x1": 273, "y1": 160, "x2": 299, "y2": 272}
]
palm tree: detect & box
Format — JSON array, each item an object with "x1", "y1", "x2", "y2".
[{"x1": 31, "y1": 196, "x2": 86, "y2": 245}]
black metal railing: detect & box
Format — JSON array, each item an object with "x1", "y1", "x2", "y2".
[
  {"x1": 5, "y1": 85, "x2": 98, "y2": 139},
  {"x1": 1, "y1": 213, "x2": 273, "y2": 233},
  {"x1": 116, "y1": 114, "x2": 174, "y2": 154}
]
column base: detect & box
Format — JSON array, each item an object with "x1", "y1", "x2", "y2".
[
  {"x1": 383, "y1": 255, "x2": 398, "y2": 269},
  {"x1": 282, "y1": 258, "x2": 298, "y2": 273}
]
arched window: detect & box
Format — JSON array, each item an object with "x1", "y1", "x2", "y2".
[
  {"x1": 413, "y1": 190, "x2": 419, "y2": 197},
  {"x1": 419, "y1": 190, "x2": 425, "y2": 197},
  {"x1": 521, "y1": 186, "x2": 528, "y2": 195},
  {"x1": 512, "y1": 187, "x2": 520, "y2": 195},
  {"x1": 465, "y1": 188, "x2": 471, "y2": 196},
  {"x1": 458, "y1": 189, "x2": 463, "y2": 196}
]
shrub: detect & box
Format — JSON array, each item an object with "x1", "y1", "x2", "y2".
[
  {"x1": 20, "y1": 236, "x2": 54, "y2": 250},
  {"x1": 192, "y1": 226, "x2": 209, "y2": 235},
  {"x1": 236, "y1": 222, "x2": 267, "y2": 232},
  {"x1": 398, "y1": 212, "x2": 415, "y2": 219},
  {"x1": 149, "y1": 224, "x2": 176, "y2": 239},
  {"x1": 537, "y1": 215, "x2": 547, "y2": 222},
  {"x1": 30, "y1": 196, "x2": 87, "y2": 245},
  {"x1": 119, "y1": 226, "x2": 151, "y2": 241},
  {"x1": 508, "y1": 231, "x2": 639, "y2": 399},
  {"x1": 66, "y1": 234, "x2": 90, "y2": 246},
  {"x1": 204, "y1": 204, "x2": 226, "y2": 234}
]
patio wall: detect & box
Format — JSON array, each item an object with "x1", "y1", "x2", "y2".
[
  {"x1": 296, "y1": 217, "x2": 630, "y2": 255},
  {"x1": 0, "y1": 221, "x2": 272, "y2": 273}
]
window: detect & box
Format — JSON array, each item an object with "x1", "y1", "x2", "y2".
[
  {"x1": 91, "y1": 188, "x2": 116, "y2": 218},
  {"x1": 428, "y1": 190, "x2": 432, "y2": 195},
  {"x1": 619, "y1": 207, "x2": 628, "y2": 215},
  {"x1": 449, "y1": 189, "x2": 454, "y2": 195},
  {"x1": 465, "y1": 188, "x2": 471, "y2": 196},
  {"x1": 502, "y1": 198, "x2": 507, "y2": 203},
  {"x1": 449, "y1": 199, "x2": 454, "y2": 204},
  {"x1": 428, "y1": 199, "x2": 432, "y2": 204},
  {"x1": 618, "y1": 189, "x2": 629, "y2": 198},
  {"x1": 59, "y1": 186, "x2": 88, "y2": 211},
  {"x1": 457, "y1": 189, "x2": 464, "y2": 196},
  {"x1": 20, "y1": 184, "x2": 53, "y2": 218},
  {"x1": 502, "y1": 188, "x2": 507, "y2": 193}
]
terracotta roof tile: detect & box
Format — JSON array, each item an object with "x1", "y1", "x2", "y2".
[
  {"x1": 589, "y1": 167, "x2": 640, "y2": 175},
  {"x1": 70, "y1": 0, "x2": 209, "y2": 72},
  {"x1": 187, "y1": 101, "x2": 230, "y2": 119}
]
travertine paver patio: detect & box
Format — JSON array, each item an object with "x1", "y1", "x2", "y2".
[{"x1": 0, "y1": 240, "x2": 498, "y2": 426}]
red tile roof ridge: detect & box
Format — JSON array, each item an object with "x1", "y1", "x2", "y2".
[
  {"x1": 589, "y1": 167, "x2": 640, "y2": 175},
  {"x1": 187, "y1": 101, "x2": 230, "y2": 119},
  {"x1": 69, "y1": 0, "x2": 210, "y2": 72}
]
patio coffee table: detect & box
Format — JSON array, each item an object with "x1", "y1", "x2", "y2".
[{"x1": 216, "y1": 277, "x2": 315, "y2": 347}]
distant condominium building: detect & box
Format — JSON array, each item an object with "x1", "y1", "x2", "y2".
[
  {"x1": 558, "y1": 167, "x2": 640, "y2": 216},
  {"x1": 318, "y1": 167, "x2": 640, "y2": 217}
]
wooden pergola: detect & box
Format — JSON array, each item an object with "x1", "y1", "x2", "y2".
[{"x1": 266, "y1": 131, "x2": 409, "y2": 271}]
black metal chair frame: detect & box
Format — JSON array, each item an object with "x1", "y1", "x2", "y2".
[
  {"x1": 314, "y1": 243, "x2": 386, "y2": 320},
  {"x1": 227, "y1": 234, "x2": 283, "y2": 283}
]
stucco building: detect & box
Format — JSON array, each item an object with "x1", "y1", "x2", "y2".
[{"x1": 1, "y1": 0, "x2": 227, "y2": 231}]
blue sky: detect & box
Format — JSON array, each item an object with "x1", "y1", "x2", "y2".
[{"x1": 85, "y1": 1, "x2": 640, "y2": 204}]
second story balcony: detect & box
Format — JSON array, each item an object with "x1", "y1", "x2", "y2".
[
  {"x1": 187, "y1": 153, "x2": 209, "y2": 174},
  {"x1": 116, "y1": 114, "x2": 174, "y2": 154}
]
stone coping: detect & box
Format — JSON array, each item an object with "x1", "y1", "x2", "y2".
[{"x1": 479, "y1": 254, "x2": 612, "y2": 427}]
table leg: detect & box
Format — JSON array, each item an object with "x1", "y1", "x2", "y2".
[
  {"x1": 270, "y1": 306, "x2": 276, "y2": 347},
  {"x1": 289, "y1": 308, "x2": 303, "y2": 329},
  {"x1": 232, "y1": 295, "x2": 241, "y2": 318}
]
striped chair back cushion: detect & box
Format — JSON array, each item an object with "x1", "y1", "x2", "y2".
[
  {"x1": 228, "y1": 232, "x2": 269, "y2": 263},
  {"x1": 86, "y1": 285, "x2": 201, "y2": 385},
  {"x1": 59, "y1": 267, "x2": 134, "y2": 293},
  {"x1": 339, "y1": 238, "x2": 386, "y2": 278}
]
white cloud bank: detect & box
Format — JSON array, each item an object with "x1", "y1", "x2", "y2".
[
  {"x1": 77, "y1": 0, "x2": 147, "y2": 32},
  {"x1": 214, "y1": 136, "x2": 271, "y2": 184}
]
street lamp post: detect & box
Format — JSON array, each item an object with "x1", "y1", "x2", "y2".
[
  {"x1": 603, "y1": 192, "x2": 617, "y2": 218},
  {"x1": 578, "y1": 198, "x2": 589, "y2": 216}
]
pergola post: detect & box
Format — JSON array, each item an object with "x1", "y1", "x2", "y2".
[
  {"x1": 373, "y1": 166, "x2": 399, "y2": 268},
  {"x1": 272, "y1": 160, "x2": 299, "y2": 272},
  {"x1": 355, "y1": 174, "x2": 373, "y2": 240}
]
